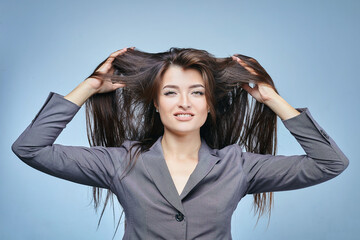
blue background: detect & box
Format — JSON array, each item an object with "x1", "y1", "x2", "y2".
[{"x1": 1, "y1": 0, "x2": 359, "y2": 239}]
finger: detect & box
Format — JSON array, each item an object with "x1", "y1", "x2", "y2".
[
  {"x1": 97, "y1": 47, "x2": 130, "y2": 73},
  {"x1": 241, "y1": 83, "x2": 253, "y2": 94},
  {"x1": 109, "y1": 46, "x2": 135, "y2": 58},
  {"x1": 237, "y1": 58, "x2": 258, "y2": 75},
  {"x1": 108, "y1": 46, "x2": 135, "y2": 63},
  {"x1": 252, "y1": 84, "x2": 259, "y2": 92},
  {"x1": 233, "y1": 56, "x2": 258, "y2": 76},
  {"x1": 112, "y1": 83, "x2": 126, "y2": 90},
  {"x1": 245, "y1": 67, "x2": 257, "y2": 75},
  {"x1": 232, "y1": 55, "x2": 246, "y2": 66},
  {"x1": 109, "y1": 47, "x2": 128, "y2": 58},
  {"x1": 248, "y1": 58, "x2": 257, "y2": 63},
  {"x1": 96, "y1": 60, "x2": 113, "y2": 73}
]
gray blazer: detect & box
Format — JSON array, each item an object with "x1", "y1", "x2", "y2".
[{"x1": 12, "y1": 92, "x2": 349, "y2": 240}]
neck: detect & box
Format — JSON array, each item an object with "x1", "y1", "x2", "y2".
[{"x1": 161, "y1": 131, "x2": 202, "y2": 162}]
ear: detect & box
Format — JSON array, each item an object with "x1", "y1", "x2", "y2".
[{"x1": 153, "y1": 100, "x2": 158, "y2": 110}]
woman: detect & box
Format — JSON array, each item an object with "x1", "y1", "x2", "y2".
[{"x1": 12, "y1": 47, "x2": 349, "y2": 239}]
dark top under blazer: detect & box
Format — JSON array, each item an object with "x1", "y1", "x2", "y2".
[{"x1": 12, "y1": 92, "x2": 349, "y2": 240}]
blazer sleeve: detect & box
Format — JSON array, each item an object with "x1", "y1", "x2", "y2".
[
  {"x1": 240, "y1": 108, "x2": 349, "y2": 194},
  {"x1": 11, "y1": 92, "x2": 130, "y2": 189}
]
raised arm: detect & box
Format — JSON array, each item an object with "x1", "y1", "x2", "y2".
[
  {"x1": 231, "y1": 55, "x2": 349, "y2": 194},
  {"x1": 11, "y1": 47, "x2": 134, "y2": 189},
  {"x1": 238, "y1": 107, "x2": 349, "y2": 194}
]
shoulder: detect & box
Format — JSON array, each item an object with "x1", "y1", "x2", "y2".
[
  {"x1": 122, "y1": 139, "x2": 140, "y2": 150},
  {"x1": 214, "y1": 144, "x2": 267, "y2": 166},
  {"x1": 214, "y1": 143, "x2": 244, "y2": 161},
  {"x1": 92, "y1": 139, "x2": 141, "y2": 156}
]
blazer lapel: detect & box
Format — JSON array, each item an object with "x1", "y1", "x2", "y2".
[
  {"x1": 179, "y1": 138, "x2": 221, "y2": 200},
  {"x1": 142, "y1": 136, "x2": 221, "y2": 213},
  {"x1": 142, "y1": 136, "x2": 184, "y2": 213}
]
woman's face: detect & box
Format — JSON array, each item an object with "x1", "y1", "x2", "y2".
[{"x1": 155, "y1": 65, "x2": 209, "y2": 136}]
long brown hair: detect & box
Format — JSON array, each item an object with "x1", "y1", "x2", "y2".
[{"x1": 85, "y1": 47, "x2": 277, "y2": 237}]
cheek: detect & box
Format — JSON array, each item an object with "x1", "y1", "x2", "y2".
[
  {"x1": 195, "y1": 98, "x2": 208, "y2": 112},
  {"x1": 158, "y1": 97, "x2": 176, "y2": 112}
]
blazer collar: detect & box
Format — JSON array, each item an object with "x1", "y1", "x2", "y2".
[{"x1": 142, "y1": 135, "x2": 220, "y2": 214}]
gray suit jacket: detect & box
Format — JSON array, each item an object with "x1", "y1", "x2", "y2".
[{"x1": 12, "y1": 92, "x2": 349, "y2": 240}]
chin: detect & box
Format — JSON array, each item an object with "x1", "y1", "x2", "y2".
[{"x1": 164, "y1": 127, "x2": 202, "y2": 136}]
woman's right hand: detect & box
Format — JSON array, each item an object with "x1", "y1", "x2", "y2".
[
  {"x1": 64, "y1": 47, "x2": 134, "y2": 107},
  {"x1": 84, "y1": 47, "x2": 134, "y2": 94}
]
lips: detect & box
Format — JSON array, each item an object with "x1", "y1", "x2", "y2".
[
  {"x1": 174, "y1": 112, "x2": 194, "y2": 116},
  {"x1": 174, "y1": 112, "x2": 194, "y2": 121}
]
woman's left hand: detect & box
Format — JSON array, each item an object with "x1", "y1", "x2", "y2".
[
  {"x1": 241, "y1": 82, "x2": 278, "y2": 104},
  {"x1": 232, "y1": 56, "x2": 279, "y2": 104},
  {"x1": 232, "y1": 55, "x2": 300, "y2": 120}
]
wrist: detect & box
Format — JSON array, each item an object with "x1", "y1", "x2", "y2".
[
  {"x1": 82, "y1": 79, "x2": 99, "y2": 96},
  {"x1": 263, "y1": 92, "x2": 282, "y2": 106},
  {"x1": 263, "y1": 94, "x2": 300, "y2": 120},
  {"x1": 64, "y1": 81, "x2": 97, "y2": 107}
]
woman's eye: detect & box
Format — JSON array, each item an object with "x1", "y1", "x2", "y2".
[
  {"x1": 193, "y1": 91, "x2": 204, "y2": 96},
  {"x1": 163, "y1": 91, "x2": 204, "y2": 96},
  {"x1": 164, "y1": 91, "x2": 176, "y2": 96}
]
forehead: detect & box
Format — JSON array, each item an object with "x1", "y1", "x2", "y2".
[{"x1": 160, "y1": 65, "x2": 204, "y2": 87}]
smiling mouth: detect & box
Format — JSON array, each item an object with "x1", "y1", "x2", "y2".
[
  {"x1": 175, "y1": 114, "x2": 193, "y2": 117},
  {"x1": 174, "y1": 113, "x2": 194, "y2": 121}
]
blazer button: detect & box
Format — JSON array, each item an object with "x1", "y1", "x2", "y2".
[
  {"x1": 175, "y1": 212, "x2": 184, "y2": 222},
  {"x1": 320, "y1": 129, "x2": 329, "y2": 139}
]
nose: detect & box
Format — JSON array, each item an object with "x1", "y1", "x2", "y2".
[{"x1": 178, "y1": 93, "x2": 191, "y2": 109}]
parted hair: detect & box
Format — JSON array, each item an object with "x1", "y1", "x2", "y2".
[{"x1": 85, "y1": 47, "x2": 278, "y2": 237}]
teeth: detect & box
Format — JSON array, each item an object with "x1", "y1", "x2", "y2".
[{"x1": 176, "y1": 114, "x2": 192, "y2": 117}]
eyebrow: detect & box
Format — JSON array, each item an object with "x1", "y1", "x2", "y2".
[{"x1": 162, "y1": 84, "x2": 205, "y2": 90}]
